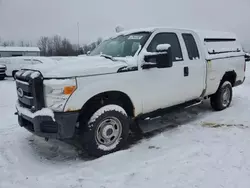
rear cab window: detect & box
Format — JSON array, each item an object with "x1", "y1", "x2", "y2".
[{"x1": 182, "y1": 33, "x2": 200, "y2": 60}]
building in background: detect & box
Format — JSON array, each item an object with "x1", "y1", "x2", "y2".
[{"x1": 0, "y1": 47, "x2": 40, "y2": 57}]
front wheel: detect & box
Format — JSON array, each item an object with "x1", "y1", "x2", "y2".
[
  {"x1": 80, "y1": 104, "x2": 130, "y2": 157},
  {"x1": 210, "y1": 81, "x2": 232, "y2": 111}
]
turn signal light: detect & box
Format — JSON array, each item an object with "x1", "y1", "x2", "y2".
[{"x1": 63, "y1": 86, "x2": 76, "y2": 95}]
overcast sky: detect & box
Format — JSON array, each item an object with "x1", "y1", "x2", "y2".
[{"x1": 0, "y1": 0, "x2": 250, "y2": 50}]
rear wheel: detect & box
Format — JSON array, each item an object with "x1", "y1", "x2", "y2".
[
  {"x1": 80, "y1": 104, "x2": 130, "y2": 157},
  {"x1": 210, "y1": 81, "x2": 232, "y2": 111}
]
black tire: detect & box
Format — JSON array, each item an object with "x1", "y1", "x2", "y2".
[
  {"x1": 210, "y1": 81, "x2": 232, "y2": 111},
  {"x1": 0, "y1": 75, "x2": 5, "y2": 80},
  {"x1": 80, "y1": 105, "x2": 130, "y2": 157}
]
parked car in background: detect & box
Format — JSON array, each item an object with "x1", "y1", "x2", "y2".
[
  {"x1": 0, "y1": 56, "x2": 59, "y2": 77},
  {"x1": 0, "y1": 64, "x2": 6, "y2": 80},
  {"x1": 245, "y1": 52, "x2": 250, "y2": 62}
]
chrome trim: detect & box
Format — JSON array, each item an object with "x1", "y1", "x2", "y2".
[
  {"x1": 24, "y1": 96, "x2": 33, "y2": 99},
  {"x1": 16, "y1": 79, "x2": 29, "y2": 85}
]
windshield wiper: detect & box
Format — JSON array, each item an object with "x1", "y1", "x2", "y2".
[
  {"x1": 100, "y1": 54, "x2": 128, "y2": 64},
  {"x1": 100, "y1": 54, "x2": 115, "y2": 61}
]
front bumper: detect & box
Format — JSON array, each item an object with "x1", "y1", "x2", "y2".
[
  {"x1": 0, "y1": 73, "x2": 5, "y2": 78},
  {"x1": 16, "y1": 107, "x2": 79, "y2": 139}
]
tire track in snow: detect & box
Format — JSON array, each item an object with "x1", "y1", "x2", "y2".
[
  {"x1": 0, "y1": 124, "x2": 19, "y2": 136},
  {"x1": 0, "y1": 141, "x2": 18, "y2": 165}
]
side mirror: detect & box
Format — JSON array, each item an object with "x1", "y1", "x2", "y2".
[
  {"x1": 156, "y1": 44, "x2": 171, "y2": 52},
  {"x1": 142, "y1": 43, "x2": 173, "y2": 69}
]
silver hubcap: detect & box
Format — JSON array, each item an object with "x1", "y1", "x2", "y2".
[
  {"x1": 95, "y1": 117, "x2": 122, "y2": 146},
  {"x1": 222, "y1": 87, "x2": 230, "y2": 106}
]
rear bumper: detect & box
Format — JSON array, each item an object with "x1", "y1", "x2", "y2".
[{"x1": 16, "y1": 106, "x2": 79, "y2": 139}]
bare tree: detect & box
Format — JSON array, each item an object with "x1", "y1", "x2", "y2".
[
  {"x1": 60, "y1": 38, "x2": 75, "y2": 56},
  {"x1": 36, "y1": 34, "x2": 104, "y2": 56},
  {"x1": 96, "y1": 37, "x2": 102, "y2": 45},
  {"x1": 52, "y1": 35, "x2": 62, "y2": 55},
  {"x1": 2, "y1": 42, "x2": 8, "y2": 47},
  {"x1": 2, "y1": 40, "x2": 15, "y2": 46},
  {"x1": 37, "y1": 36, "x2": 49, "y2": 56},
  {"x1": 9, "y1": 41, "x2": 15, "y2": 46},
  {"x1": 19, "y1": 40, "x2": 25, "y2": 47},
  {"x1": 47, "y1": 38, "x2": 54, "y2": 56},
  {"x1": 26, "y1": 41, "x2": 31, "y2": 47}
]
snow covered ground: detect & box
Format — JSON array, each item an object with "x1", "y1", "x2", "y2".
[{"x1": 0, "y1": 64, "x2": 250, "y2": 188}]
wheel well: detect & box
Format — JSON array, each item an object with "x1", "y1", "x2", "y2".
[
  {"x1": 78, "y1": 91, "x2": 134, "y2": 125},
  {"x1": 220, "y1": 71, "x2": 237, "y2": 87}
]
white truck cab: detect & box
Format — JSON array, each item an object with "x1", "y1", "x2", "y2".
[{"x1": 15, "y1": 27, "x2": 246, "y2": 157}]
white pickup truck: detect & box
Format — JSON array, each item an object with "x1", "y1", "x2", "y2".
[{"x1": 15, "y1": 27, "x2": 246, "y2": 157}]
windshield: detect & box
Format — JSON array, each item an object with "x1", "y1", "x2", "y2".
[{"x1": 89, "y1": 32, "x2": 151, "y2": 57}]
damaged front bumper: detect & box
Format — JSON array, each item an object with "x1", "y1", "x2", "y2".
[{"x1": 16, "y1": 104, "x2": 79, "y2": 139}]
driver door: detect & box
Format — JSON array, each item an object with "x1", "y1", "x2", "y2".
[{"x1": 139, "y1": 32, "x2": 186, "y2": 114}]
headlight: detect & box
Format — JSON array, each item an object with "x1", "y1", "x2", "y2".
[
  {"x1": 44, "y1": 78, "x2": 77, "y2": 111},
  {"x1": 0, "y1": 65, "x2": 6, "y2": 70}
]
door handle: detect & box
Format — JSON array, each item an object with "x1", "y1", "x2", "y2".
[{"x1": 184, "y1": 66, "x2": 189, "y2": 77}]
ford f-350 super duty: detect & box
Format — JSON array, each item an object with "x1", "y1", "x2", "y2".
[{"x1": 15, "y1": 27, "x2": 246, "y2": 157}]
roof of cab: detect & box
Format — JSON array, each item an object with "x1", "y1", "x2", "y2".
[{"x1": 113, "y1": 26, "x2": 237, "y2": 41}]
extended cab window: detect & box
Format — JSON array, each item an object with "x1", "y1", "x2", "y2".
[
  {"x1": 147, "y1": 32, "x2": 183, "y2": 62},
  {"x1": 182, "y1": 33, "x2": 200, "y2": 60}
]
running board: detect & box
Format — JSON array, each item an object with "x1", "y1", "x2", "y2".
[
  {"x1": 184, "y1": 100, "x2": 202, "y2": 109},
  {"x1": 136, "y1": 99, "x2": 203, "y2": 133},
  {"x1": 137, "y1": 116, "x2": 177, "y2": 133}
]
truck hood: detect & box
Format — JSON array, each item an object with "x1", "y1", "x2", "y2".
[{"x1": 24, "y1": 56, "x2": 136, "y2": 78}]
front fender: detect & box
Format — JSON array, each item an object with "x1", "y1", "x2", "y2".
[{"x1": 64, "y1": 73, "x2": 142, "y2": 116}]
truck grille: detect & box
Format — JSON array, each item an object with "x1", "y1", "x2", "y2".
[
  {"x1": 15, "y1": 70, "x2": 45, "y2": 112},
  {"x1": 0, "y1": 67, "x2": 6, "y2": 74}
]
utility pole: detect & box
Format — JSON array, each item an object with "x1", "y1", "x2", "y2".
[{"x1": 77, "y1": 22, "x2": 80, "y2": 55}]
